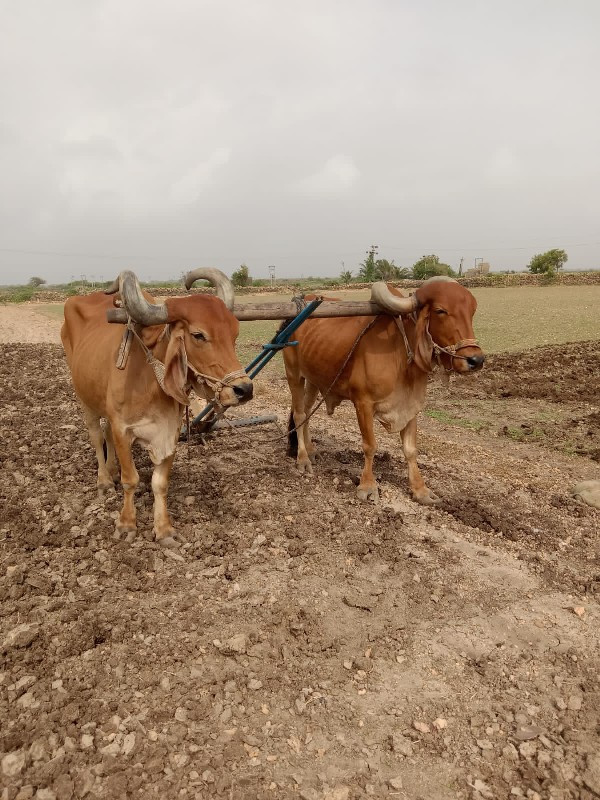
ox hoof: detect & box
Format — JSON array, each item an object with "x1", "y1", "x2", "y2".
[
  {"x1": 413, "y1": 491, "x2": 441, "y2": 506},
  {"x1": 113, "y1": 525, "x2": 137, "y2": 542},
  {"x1": 157, "y1": 535, "x2": 180, "y2": 550},
  {"x1": 357, "y1": 486, "x2": 379, "y2": 503},
  {"x1": 113, "y1": 520, "x2": 137, "y2": 542},
  {"x1": 296, "y1": 459, "x2": 313, "y2": 475}
]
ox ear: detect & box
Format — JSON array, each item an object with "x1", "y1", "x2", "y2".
[
  {"x1": 413, "y1": 306, "x2": 434, "y2": 373},
  {"x1": 140, "y1": 324, "x2": 167, "y2": 349},
  {"x1": 162, "y1": 328, "x2": 190, "y2": 405}
]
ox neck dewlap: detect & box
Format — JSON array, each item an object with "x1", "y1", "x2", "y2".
[{"x1": 121, "y1": 319, "x2": 245, "y2": 406}]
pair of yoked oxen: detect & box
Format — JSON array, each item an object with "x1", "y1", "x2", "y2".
[{"x1": 61, "y1": 269, "x2": 484, "y2": 548}]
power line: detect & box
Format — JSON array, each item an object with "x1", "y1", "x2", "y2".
[
  {"x1": 0, "y1": 247, "x2": 340, "y2": 262},
  {"x1": 1, "y1": 239, "x2": 599, "y2": 264},
  {"x1": 0, "y1": 247, "x2": 185, "y2": 261},
  {"x1": 379, "y1": 241, "x2": 600, "y2": 253}
]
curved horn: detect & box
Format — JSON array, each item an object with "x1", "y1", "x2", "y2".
[
  {"x1": 104, "y1": 277, "x2": 120, "y2": 295},
  {"x1": 184, "y1": 268, "x2": 235, "y2": 311},
  {"x1": 371, "y1": 281, "x2": 419, "y2": 315},
  {"x1": 105, "y1": 271, "x2": 169, "y2": 326}
]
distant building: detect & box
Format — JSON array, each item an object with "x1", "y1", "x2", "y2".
[{"x1": 464, "y1": 261, "x2": 491, "y2": 277}]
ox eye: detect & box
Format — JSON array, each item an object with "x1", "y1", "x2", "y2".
[
  {"x1": 435, "y1": 308, "x2": 448, "y2": 315},
  {"x1": 192, "y1": 332, "x2": 207, "y2": 341}
]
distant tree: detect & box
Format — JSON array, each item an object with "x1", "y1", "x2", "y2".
[
  {"x1": 527, "y1": 249, "x2": 568, "y2": 275},
  {"x1": 358, "y1": 246, "x2": 378, "y2": 282},
  {"x1": 340, "y1": 268, "x2": 353, "y2": 283},
  {"x1": 374, "y1": 259, "x2": 397, "y2": 280},
  {"x1": 412, "y1": 254, "x2": 455, "y2": 280},
  {"x1": 231, "y1": 264, "x2": 251, "y2": 287},
  {"x1": 28, "y1": 276, "x2": 46, "y2": 287},
  {"x1": 375, "y1": 259, "x2": 411, "y2": 281}
]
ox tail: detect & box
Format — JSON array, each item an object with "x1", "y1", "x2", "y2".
[{"x1": 287, "y1": 410, "x2": 298, "y2": 458}]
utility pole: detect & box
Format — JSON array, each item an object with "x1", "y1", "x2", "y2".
[
  {"x1": 459, "y1": 257, "x2": 464, "y2": 276},
  {"x1": 268, "y1": 265, "x2": 276, "y2": 287}
]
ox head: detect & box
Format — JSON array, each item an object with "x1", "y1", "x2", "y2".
[
  {"x1": 106, "y1": 269, "x2": 253, "y2": 407},
  {"x1": 372, "y1": 277, "x2": 485, "y2": 374}
]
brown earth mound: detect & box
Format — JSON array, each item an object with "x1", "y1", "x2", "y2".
[
  {"x1": 464, "y1": 341, "x2": 600, "y2": 404},
  {"x1": 426, "y1": 341, "x2": 600, "y2": 463}
]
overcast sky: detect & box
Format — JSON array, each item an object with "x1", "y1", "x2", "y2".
[{"x1": 1, "y1": 0, "x2": 599, "y2": 284}]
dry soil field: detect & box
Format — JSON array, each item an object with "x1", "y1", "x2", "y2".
[{"x1": 0, "y1": 300, "x2": 599, "y2": 800}]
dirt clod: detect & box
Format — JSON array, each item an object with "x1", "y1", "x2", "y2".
[
  {"x1": 2, "y1": 749, "x2": 26, "y2": 777},
  {"x1": 2, "y1": 623, "x2": 39, "y2": 649}
]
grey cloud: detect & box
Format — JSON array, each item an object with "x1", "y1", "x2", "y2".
[{"x1": 1, "y1": 0, "x2": 600, "y2": 284}]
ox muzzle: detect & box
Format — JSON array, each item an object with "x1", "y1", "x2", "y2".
[
  {"x1": 190, "y1": 367, "x2": 253, "y2": 407},
  {"x1": 431, "y1": 338, "x2": 485, "y2": 373}
]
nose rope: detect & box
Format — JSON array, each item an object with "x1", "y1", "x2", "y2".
[
  {"x1": 431, "y1": 337, "x2": 480, "y2": 361},
  {"x1": 187, "y1": 365, "x2": 248, "y2": 401},
  {"x1": 423, "y1": 318, "x2": 481, "y2": 372},
  {"x1": 394, "y1": 314, "x2": 480, "y2": 368},
  {"x1": 125, "y1": 317, "x2": 247, "y2": 404}
]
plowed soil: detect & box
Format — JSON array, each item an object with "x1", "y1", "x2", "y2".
[{"x1": 1, "y1": 339, "x2": 599, "y2": 800}]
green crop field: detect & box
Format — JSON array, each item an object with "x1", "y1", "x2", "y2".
[
  {"x1": 467, "y1": 285, "x2": 600, "y2": 352},
  {"x1": 30, "y1": 284, "x2": 600, "y2": 376}
]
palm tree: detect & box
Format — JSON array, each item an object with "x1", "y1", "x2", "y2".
[{"x1": 375, "y1": 260, "x2": 411, "y2": 280}]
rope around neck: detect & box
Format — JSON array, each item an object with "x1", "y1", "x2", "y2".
[
  {"x1": 125, "y1": 319, "x2": 246, "y2": 406},
  {"x1": 250, "y1": 316, "x2": 381, "y2": 444}
]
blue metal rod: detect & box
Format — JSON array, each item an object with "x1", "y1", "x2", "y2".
[{"x1": 190, "y1": 298, "x2": 322, "y2": 428}]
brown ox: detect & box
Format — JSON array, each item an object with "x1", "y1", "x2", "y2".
[
  {"x1": 61, "y1": 269, "x2": 253, "y2": 546},
  {"x1": 284, "y1": 277, "x2": 484, "y2": 504}
]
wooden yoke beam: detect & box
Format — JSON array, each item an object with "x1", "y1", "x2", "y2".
[{"x1": 107, "y1": 300, "x2": 398, "y2": 324}]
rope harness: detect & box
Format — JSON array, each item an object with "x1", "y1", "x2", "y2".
[
  {"x1": 186, "y1": 363, "x2": 248, "y2": 402},
  {"x1": 427, "y1": 320, "x2": 479, "y2": 371},
  {"x1": 292, "y1": 295, "x2": 307, "y2": 315},
  {"x1": 396, "y1": 313, "x2": 479, "y2": 371},
  {"x1": 124, "y1": 321, "x2": 170, "y2": 393},
  {"x1": 259, "y1": 316, "x2": 380, "y2": 443},
  {"x1": 255, "y1": 313, "x2": 480, "y2": 442},
  {"x1": 121, "y1": 318, "x2": 246, "y2": 406},
  {"x1": 394, "y1": 316, "x2": 414, "y2": 363},
  {"x1": 117, "y1": 304, "x2": 481, "y2": 446}
]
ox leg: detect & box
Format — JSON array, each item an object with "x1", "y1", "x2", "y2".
[
  {"x1": 302, "y1": 381, "x2": 320, "y2": 463},
  {"x1": 111, "y1": 429, "x2": 139, "y2": 539},
  {"x1": 355, "y1": 401, "x2": 379, "y2": 503},
  {"x1": 289, "y1": 378, "x2": 313, "y2": 474},
  {"x1": 400, "y1": 416, "x2": 440, "y2": 505},
  {"x1": 151, "y1": 452, "x2": 178, "y2": 547},
  {"x1": 81, "y1": 405, "x2": 115, "y2": 497},
  {"x1": 103, "y1": 421, "x2": 119, "y2": 484}
]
